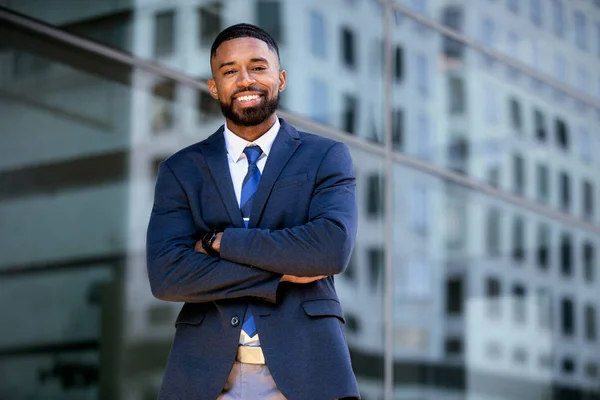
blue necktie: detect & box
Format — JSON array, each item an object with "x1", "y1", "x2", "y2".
[{"x1": 240, "y1": 145, "x2": 262, "y2": 338}]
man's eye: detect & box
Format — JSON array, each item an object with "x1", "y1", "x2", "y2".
[
  {"x1": 224, "y1": 70, "x2": 235, "y2": 75},
  {"x1": 253, "y1": 66, "x2": 266, "y2": 71}
]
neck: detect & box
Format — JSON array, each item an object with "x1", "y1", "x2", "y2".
[{"x1": 226, "y1": 114, "x2": 278, "y2": 142}]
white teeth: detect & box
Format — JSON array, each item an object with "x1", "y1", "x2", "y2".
[{"x1": 237, "y1": 95, "x2": 260, "y2": 102}]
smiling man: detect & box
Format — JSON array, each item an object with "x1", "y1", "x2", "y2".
[{"x1": 146, "y1": 23, "x2": 359, "y2": 400}]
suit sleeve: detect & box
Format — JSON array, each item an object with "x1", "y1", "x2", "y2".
[
  {"x1": 219, "y1": 142, "x2": 358, "y2": 277},
  {"x1": 146, "y1": 161, "x2": 281, "y2": 304}
]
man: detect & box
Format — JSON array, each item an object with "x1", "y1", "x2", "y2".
[{"x1": 146, "y1": 23, "x2": 359, "y2": 400}]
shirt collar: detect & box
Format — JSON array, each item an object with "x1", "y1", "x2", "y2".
[{"x1": 223, "y1": 118, "x2": 281, "y2": 163}]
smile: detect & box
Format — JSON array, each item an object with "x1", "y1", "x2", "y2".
[{"x1": 236, "y1": 94, "x2": 262, "y2": 102}]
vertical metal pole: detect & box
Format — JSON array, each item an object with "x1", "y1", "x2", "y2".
[{"x1": 382, "y1": 1, "x2": 394, "y2": 400}]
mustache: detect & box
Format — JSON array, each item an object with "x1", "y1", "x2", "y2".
[{"x1": 231, "y1": 87, "x2": 268, "y2": 98}]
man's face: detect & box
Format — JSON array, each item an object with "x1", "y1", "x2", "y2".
[{"x1": 208, "y1": 37, "x2": 286, "y2": 127}]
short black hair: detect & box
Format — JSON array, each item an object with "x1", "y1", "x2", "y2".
[{"x1": 210, "y1": 23, "x2": 280, "y2": 62}]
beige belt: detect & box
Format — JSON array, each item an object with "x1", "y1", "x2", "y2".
[{"x1": 236, "y1": 346, "x2": 266, "y2": 365}]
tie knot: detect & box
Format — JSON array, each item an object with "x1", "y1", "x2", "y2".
[{"x1": 244, "y1": 145, "x2": 262, "y2": 165}]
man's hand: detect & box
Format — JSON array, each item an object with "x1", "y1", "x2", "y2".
[
  {"x1": 194, "y1": 232, "x2": 223, "y2": 255},
  {"x1": 280, "y1": 275, "x2": 327, "y2": 284}
]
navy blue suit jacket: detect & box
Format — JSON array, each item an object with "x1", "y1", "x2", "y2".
[{"x1": 146, "y1": 119, "x2": 359, "y2": 400}]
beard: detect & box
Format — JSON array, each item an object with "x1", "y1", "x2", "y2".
[{"x1": 220, "y1": 90, "x2": 279, "y2": 127}]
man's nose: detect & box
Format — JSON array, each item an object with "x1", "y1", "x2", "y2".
[{"x1": 236, "y1": 68, "x2": 255, "y2": 88}]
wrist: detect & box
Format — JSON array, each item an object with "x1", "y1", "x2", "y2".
[{"x1": 201, "y1": 231, "x2": 220, "y2": 257}]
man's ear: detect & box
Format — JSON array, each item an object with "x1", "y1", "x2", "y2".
[
  {"x1": 278, "y1": 70, "x2": 287, "y2": 92},
  {"x1": 207, "y1": 79, "x2": 219, "y2": 99}
]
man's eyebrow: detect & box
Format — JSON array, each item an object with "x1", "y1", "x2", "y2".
[
  {"x1": 218, "y1": 61, "x2": 236, "y2": 69},
  {"x1": 250, "y1": 57, "x2": 269, "y2": 63}
]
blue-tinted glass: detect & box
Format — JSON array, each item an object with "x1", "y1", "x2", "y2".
[
  {"x1": 309, "y1": 10, "x2": 326, "y2": 58},
  {"x1": 596, "y1": 23, "x2": 600, "y2": 56},
  {"x1": 309, "y1": 78, "x2": 329, "y2": 124},
  {"x1": 530, "y1": 0, "x2": 542, "y2": 26},
  {"x1": 553, "y1": 0, "x2": 564, "y2": 36},
  {"x1": 574, "y1": 11, "x2": 587, "y2": 50},
  {"x1": 508, "y1": 0, "x2": 519, "y2": 13},
  {"x1": 415, "y1": 53, "x2": 429, "y2": 96}
]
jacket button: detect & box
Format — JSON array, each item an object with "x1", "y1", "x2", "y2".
[{"x1": 230, "y1": 316, "x2": 239, "y2": 327}]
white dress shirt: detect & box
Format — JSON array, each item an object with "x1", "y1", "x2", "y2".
[{"x1": 223, "y1": 117, "x2": 281, "y2": 346}]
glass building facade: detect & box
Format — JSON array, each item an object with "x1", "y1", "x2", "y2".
[{"x1": 1, "y1": 0, "x2": 599, "y2": 399}]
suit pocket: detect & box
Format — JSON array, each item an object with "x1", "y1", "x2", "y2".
[
  {"x1": 301, "y1": 299, "x2": 345, "y2": 324},
  {"x1": 272, "y1": 173, "x2": 308, "y2": 191},
  {"x1": 174, "y1": 303, "x2": 206, "y2": 327}
]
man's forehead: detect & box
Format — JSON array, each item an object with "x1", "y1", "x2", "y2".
[{"x1": 213, "y1": 37, "x2": 277, "y2": 62}]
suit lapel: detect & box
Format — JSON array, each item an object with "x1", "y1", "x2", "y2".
[
  {"x1": 199, "y1": 127, "x2": 245, "y2": 228},
  {"x1": 249, "y1": 119, "x2": 301, "y2": 228}
]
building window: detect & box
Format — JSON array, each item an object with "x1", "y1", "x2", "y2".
[
  {"x1": 509, "y1": 98, "x2": 523, "y2": 133},
  {"x1": 416, "y1": 114, "x2": 431, "y2": 160},
  {"x1": 512, "y1": 216, "x2": 525, "y2": 261},
  {"x1": 154, "y1": 10, "x2": 175, "y2": 57},
  {"x1": 394, "y1": 45, "x2": 404, "y2": 82},
  {"x1": 552, "y1": 0, "x2": 564, "y2": 37},
  {"x1": 449, "y1": 76, "x2": 466, "y2": 114},
  {"x1": 341, "y1": 27, "x2": 357, "y2": 69},
  {"x1": 596, "y1": 22, "x2": 600, "y2": 57},
  {"x1": 415, "y1": 53, "x2": 429, "y2": 96},
  {"x1": 198, "y1": 2, "x2": 222, "y2": 47},
  {"x1": 537, "y1": 223, "x2": 551, "y2": 269},
  {"x1": 342, "y1": 94, "x2": 358, "y2": 135},
  {"x1": 151, "y1": 80, "x2": 176, "y2": 132},
  {"x1": 445, "y1": 337, "x2": 463, "y2": 356},
  {"x1": 555, "y1": 56, "x2": 568, "y2": 86},
  {"x1": 257, "y1": 1, "x2": 283, "y2": 43},
  {"x1": 309, "y1": 78, "x2": 329, "y2": 124},
  {"x1": 442, "y1": 6, "x2": 464, "y2": 58},
  {"x1": 555, "y1": 118, "x2": 569, "y2": 150},
  {"x1": 391, "y1": 109, "x2": 404, "y2": 151},
  {"x1": 534, "y1": 109, "x2": 547, "y2": 141},
  {"x1": 537, "y1": 288, "x2": 552, "y2": 329},
  {"x1": 480, "y1": 18, "x2": 495, "y2": 66},
  {"x1": 448, "y1": 136, "x2": 469, "y2": 174},
  {"x1": 574, "y1": 11, "x2": 587, "y2": 50},
  {"x1": 536, "y1": 164, "x2": 549, "y2": 203},
  {"x1": 507, "y1": 31, "x2": 519, "y2": 62},
  {"x1": 343, "y1": 251, "x2": 356, "y2": 281},
  {"x1": 560, "y1": 233, "x2": 573, "y2": 276},
  {"x1": 410, "y1": 184, "x2": 429, "y2": 235},
  {"x1": 559, "y1": 171, "x2": 571, "y2": 211},
  {"x1": 446, "y1": 277, "x2": 463, "y2": 315},
  {"x1": 584, "y1": 242, "x2": 595, "y2": 282},
  {"x1": 309, "y1": 10, "x2": 327, "y2": 58},
  {"x1": 344, "y1": 313, "x2": 361, "y2": 334},
  {"x1": 583, "y1": 180, "x2": 594, "y2": 220},
  {"x1": 586, "y1": 363, "x2": 599, "y2": 378},
  {"x1": 512, "y1": 153, "x2": 525, "y2": 195},
  {"x1": 366, "y1": 173, "x2": 384, "y2": 217},
  {"x1": 484, "y1": 85, "x2": 498, "y2": 123},
  {"x1": 507, "y1": 0, "x2": 519, "y2": 14},
  {"x1": 488, "y1": 167, "x2": 500, "y2": 188},
  {"x1": 530, "y1": 0, "x2": 542, "y2": 26},
  {"x1": 486, "y1": 207, "x2": 501, "y2": 257},
  {"x1": 197, "y1": 90, "x2": 221, "y2": 123},
  {"x1": 578, "y1": 128, "x2": 592, "y2": 164},
  {"x1": 561, "y1": 297, "x2": 575, "y2": 336},
  {"x1": 148, "y1": 304, "x2": 174, "y2": 325},
  {"x1": 513, "y1": 347, "x2": 528, "y2": 365},
  {"x1": 486, "y1": 277, "x2": 502, "y2": 318},
  {"x1": 585, "y1": 304, "x2": 597, "y2": 341},
  {"x1": 512, "y1": 284, "x2": 526, "y2": 323},
  {"x1": 367, "y1": 247, "x2": 384, "y2": 291},
  {"x1": 446, "y1": 192, "x2": 467, "y2": 250},
  {"x1": 562, "y1": 358, "x2": 576, "y2": 374}
]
